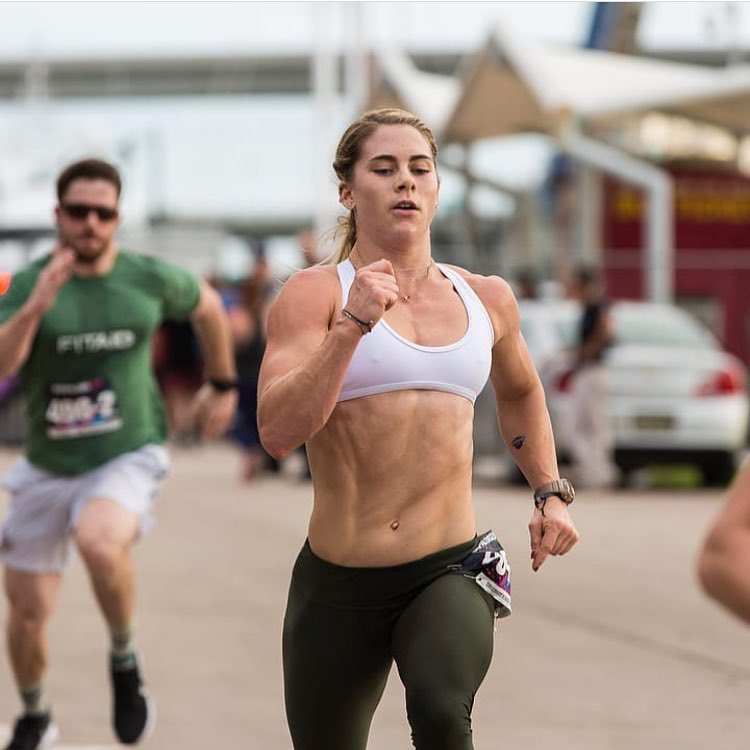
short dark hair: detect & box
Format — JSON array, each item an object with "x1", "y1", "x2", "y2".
[{"x1": 56, "y1": 158, "x2": 122, "y2": 203}]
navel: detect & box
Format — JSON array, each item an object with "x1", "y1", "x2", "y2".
[{"x1": 390, "y1": 520, "x2": 400, "y2": 531}]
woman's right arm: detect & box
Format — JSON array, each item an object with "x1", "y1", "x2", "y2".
[{"x1": 257, "y1": 268, "x2": 364, "y2": 460}]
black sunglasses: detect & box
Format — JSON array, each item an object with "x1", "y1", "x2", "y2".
[{"x1": 61, "y1": 203, "x2": 119, "y2": 222}]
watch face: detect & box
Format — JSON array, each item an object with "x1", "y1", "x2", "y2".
[{"x1": 556, "y1": 480, "x2": 574, "y2": 502}]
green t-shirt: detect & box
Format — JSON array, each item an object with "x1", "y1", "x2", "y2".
[{"x1": 0, "y1": 251, "x2": 201, "y2": 475}]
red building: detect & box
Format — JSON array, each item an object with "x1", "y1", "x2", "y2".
[{"x1": 602, "y1": 164, "x2": 750, "y2": 367}]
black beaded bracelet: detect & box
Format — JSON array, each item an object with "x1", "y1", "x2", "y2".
[
  {"x1": 208, "y1": 377, "x2": 240, "y2": 392},
  {"x1": 341, "y1": 308, "x2": 373, "y2": 334}
]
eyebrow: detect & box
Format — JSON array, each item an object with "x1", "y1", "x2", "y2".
[{"x1": 367, "y1": 154, "x2": 433, "y2": 164}]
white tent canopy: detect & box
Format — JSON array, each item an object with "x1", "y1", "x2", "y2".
[
  {"x1": 364, "y1": 49, "x2": 460, "y2": 136},
  {"x1": 435, "y1": 25, "x2": 750, "y2": 304},
  {"x1": 442, "y1": 23, "x2": 750, "y2": 143},
  {"x1": 365, "y1": 29, "x2": 750, "y2": 303}
]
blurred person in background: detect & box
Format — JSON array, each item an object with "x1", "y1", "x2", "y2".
[
  {"x1": 513, "y1": 266, "x2": 539, "y2": 300},
  {"x1": 698, "y1": 458, "x2": 750, "y2": 624},
  {"x1": 152, "y1": 319, "x2": 204, "y2": 444},
  {"x1": 257, "y1": 108, "x2": 579, "y2": 750},
  {"x1": 0, "y1": 158, "x2": 237, "y2": 750},
  {"x1": 568, "y1": 265, "x2": 616, "y2": 489},
  {"x1": 221, "y1": 241, "x2": 277, "y2": 480}
]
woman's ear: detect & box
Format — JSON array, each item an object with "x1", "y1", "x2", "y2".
[{"x1": 339, "y1": 183, "x2": 354, "y2": 211}]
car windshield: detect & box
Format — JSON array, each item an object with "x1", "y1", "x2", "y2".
[{"x1": 613, "y1": 305, "x2": 717, "y2": 348}]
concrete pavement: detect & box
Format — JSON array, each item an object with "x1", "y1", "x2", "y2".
[{"x1": 0, "y1": 442, "x2": 748, "y2": 750}]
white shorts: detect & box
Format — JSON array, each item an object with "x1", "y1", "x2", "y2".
[{"x1": 0, "y1": 444, "x2": 170, "y2": 574}]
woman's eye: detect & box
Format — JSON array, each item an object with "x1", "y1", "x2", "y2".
[{"x1": 373, "y1": 168, "x2": 392, "y2": 175}]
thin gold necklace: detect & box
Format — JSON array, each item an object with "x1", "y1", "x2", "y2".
[
  {"x1": 350, "y1": 250, "x2": 434, "y2": 302},
  {"x1": 396, "y1": 260, "x2": 433, "y2": 302}
]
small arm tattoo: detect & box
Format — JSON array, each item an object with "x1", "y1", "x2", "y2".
[{"x1": 511, "y1": 435, "x2": 526, "y2": 450}]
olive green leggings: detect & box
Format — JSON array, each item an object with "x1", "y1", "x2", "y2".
[{"x1": 282, "y1": 539, "x2": 496, "y2": 750}]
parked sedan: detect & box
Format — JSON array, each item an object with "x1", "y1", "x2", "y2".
[{"x1": 519, "y1": 299, "x2": 750, "y2": 486}]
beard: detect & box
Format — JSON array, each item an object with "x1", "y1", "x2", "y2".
[
  {"x1": 62, "y1": 233, "x2": 110, "y2": 264},
  {"x1": 73, "y1": 247, "x2": 106, "y2": 265}
]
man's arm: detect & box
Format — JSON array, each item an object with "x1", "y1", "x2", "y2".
[
  {"x1": 189, "y1": 281, "x2": 237, "y2": 383},
  {"x1": 697, "y1": 459, "x2": 750, "y2": 624},
  {"x1": 0, "y1": 250, "x2": 75, "y2": 378},
  {"x1": 188, "y1": 280, "x2": 239, "y2": 439},
  {"x1": 0, "y1": 305, "x2": 45, "y2": 379},
  {"x1": 479, "y1": 274, "x2": 579, "y2": 571}
]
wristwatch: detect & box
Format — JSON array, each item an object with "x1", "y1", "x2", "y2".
[{"x1": 533, "y1": 478, "x2": 575, "y2": 510}]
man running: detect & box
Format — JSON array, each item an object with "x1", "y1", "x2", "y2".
[{"x1": 0, "y1": 158, "x2": 238, "y2": 749}]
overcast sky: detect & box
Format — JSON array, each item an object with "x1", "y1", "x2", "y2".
[
  {"x1": 2, "y1": 0, "x2": 749, "y2": 260},
  {"x1": 0, "y1": 2, "x2": 588, "y2": 58},
  {"x1": 0, "y1": 1, "x2": 746, "y2": 61}
]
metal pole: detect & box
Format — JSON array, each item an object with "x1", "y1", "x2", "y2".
[
  {"x1": 645, "y1": 175, "x2": 673, "y2": 304},
  {"x1": 578, "y1": 165, "x2": 602, "y2": 266},
  {"x1": 558, "y1": 123, "x2": 674, "y2": 303},
  {"x1": 312, "y1": 3, "x2": 338, "y2": 249},
  {"x1": 343, "y1": 2, "x2": 368, "y2": 118}
]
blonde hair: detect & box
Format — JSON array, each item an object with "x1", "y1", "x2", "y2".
[{"x1": 323, "y1": 108, "x2": 438, "y2": 265}]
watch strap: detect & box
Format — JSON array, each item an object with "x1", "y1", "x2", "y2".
[{"x1": 533, "y1": 478, "x2": 575, "y2": 508}]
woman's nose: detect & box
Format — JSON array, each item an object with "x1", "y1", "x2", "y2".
[{"x1": 397, "y1": 171, "x2": 416, "y2": 191}]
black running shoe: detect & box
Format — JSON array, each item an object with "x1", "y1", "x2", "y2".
[
  {"x1": 110, "y1": 657, "x2": 156, "y2": 744},
  {"x1": 4, "y1": 713, "x2": 59, "y2": 750}
]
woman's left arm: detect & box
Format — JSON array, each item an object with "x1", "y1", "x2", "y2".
[{"x1": 474, "y1": 273, "x2": 579, "y2": 571}]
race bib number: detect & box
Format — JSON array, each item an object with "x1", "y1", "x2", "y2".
[
  {"x1": 454, "y1": 530, "x2": 512, "y2": 618},
  {"x1": 45, "y1": 377, "x2": 122, "y2": 439}
]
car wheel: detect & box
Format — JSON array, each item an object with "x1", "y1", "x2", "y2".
[
  {"x1": 702, "y1": 453, "x2": 738, "y2": 487},
  {"x1": 616, "y1": 468, "x2": 632, "y2": 489}
]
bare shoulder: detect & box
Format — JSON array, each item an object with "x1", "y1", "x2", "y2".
[
  {"x1": 277, "y1": 264, "x2": 339, "y2": 297},
  {"x1": 442, "y1": 263, "x2": 516, "y2": 305},
  {"x1": 272, "y1": 264, "x2": 340, "y2": 307},
  {"x1": 441, "y1": 264, "x2": 519, "y2": 336},
  {"x1": 268, "y1": 264, "x2": 341, "y2": 329}
]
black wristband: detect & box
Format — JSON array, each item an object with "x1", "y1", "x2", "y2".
[
  {"x1": 208, "y1": 377, "x2": 239, "y2": 392},
  {"x1": 341, "y1": 308, "x2": 373, "y2": 334}
]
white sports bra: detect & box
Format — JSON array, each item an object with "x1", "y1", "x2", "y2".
[{"x1": 336, "y1": 259, "x2": 495, "y2": 404}]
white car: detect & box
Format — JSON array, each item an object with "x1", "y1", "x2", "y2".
[{"x1": 518, "y1": 299, "x2": 750, "y2": 487}]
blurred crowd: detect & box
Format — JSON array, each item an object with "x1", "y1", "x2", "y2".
[
  {"x1": 152, "y1": 232, "x2": 315, "y2": 482},
  {"x1": 0, "y1": 227, "x2": 317, "y2": 482}
]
